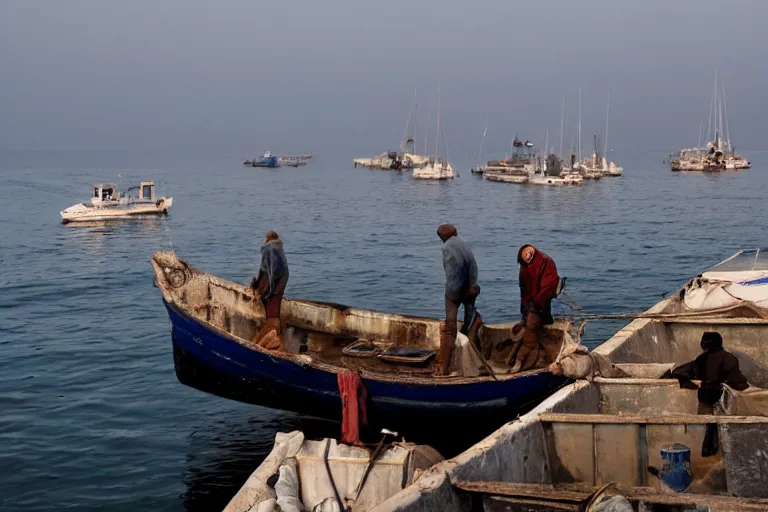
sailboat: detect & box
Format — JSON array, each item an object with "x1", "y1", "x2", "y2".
[
  {"x1": 668, "y1": 72, "x2": 749, "y2": 172},
  {"x1": 413, "y1": 85, "x2": 455, "y2": 180},
  {"x1": 353, "y1": 96, "x2": 430, "y2": 170},
  {"x1": 574, "y1": 91, "x2": 623, "y2": 177}
]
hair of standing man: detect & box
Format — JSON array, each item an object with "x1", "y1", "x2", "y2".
[
  {"x1": 437, "y1": 224, "x2": 457, "y2": 242},
  {"x1": 265, "y1": 231, "x2": 280, "y2": 243}
]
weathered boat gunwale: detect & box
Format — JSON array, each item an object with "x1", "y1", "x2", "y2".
[
  {"x1": 153, "y1": 253, "x2": 554, "y2": 385},
  {"x1": 539, "y1": 412, "x2": 768, "y2": 424},
  {"x1": 163, "y1": 299, "x2": 545, "y2": 386}
]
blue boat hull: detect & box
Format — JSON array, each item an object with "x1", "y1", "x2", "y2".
[{"x1": 165, "y1": 301, "x2": 569, "y2": 427}]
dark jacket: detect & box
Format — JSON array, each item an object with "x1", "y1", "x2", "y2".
[
  {"x1": 693, "y1": 348, "x2": 749, "y2": 405},
  {"x1": 256, "y1": 239, "x2": 289, "y2": 300},
  {"x1": 518, "y1": 248, "x2": 559, "y2": 323},
  {"x1": 442, "y1": 236, "x2": 478, "y2": 302}
]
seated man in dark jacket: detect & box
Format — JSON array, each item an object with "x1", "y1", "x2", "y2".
[
  {"x1": 436, "y1": 224, "x2": 481, "y2": 375},
  {"x1": 251, "y1": 231, "x2": 289, "y2": 350},
  {"x1": 693, "y1": 331, "x2": 749, "y2": 413}
]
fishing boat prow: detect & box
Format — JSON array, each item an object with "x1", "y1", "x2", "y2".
[
  {"x1": 60, "y1": 181, "x2": 172, "y2": 224},
  {"x1": 151, "y1": 251, "x2": 572, "y2": 429}
]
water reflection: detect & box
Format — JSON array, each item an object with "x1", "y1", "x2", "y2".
[
  {"x1": 60, "y1": 218, "x2": 168, "y2": 256},
  {"x1": 180, "y1": 413, "x2": 340, "y2": 512}
]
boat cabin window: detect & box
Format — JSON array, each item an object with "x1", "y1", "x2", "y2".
[
  {"x1": 94, "y1": 186, "x2": 115, "y2": 201},
  {"x1": 140, "y1": 184, "x2": 154, "y2": 200}
]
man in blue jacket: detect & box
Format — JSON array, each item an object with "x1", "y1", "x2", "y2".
[{"x1": 436, "y1": 224, "x2": 481, "y2": 375}]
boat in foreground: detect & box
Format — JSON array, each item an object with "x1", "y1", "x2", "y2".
[
  {"x1": 374, "y1": 249, "x2": 768, "y2": 511},
  {"x1": 60, "y1": 181, "x2": 172, "y2": 224},
  {"x1": 151, "y1": 251, "x2": 569, "y2": 430},
  {"x1": 224, "y1": 430, "x2": 443, "y2": 512}
]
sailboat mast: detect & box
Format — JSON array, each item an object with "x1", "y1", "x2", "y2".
[
  {"x1": 559, "y1": 96, "x2": 565, "y2": 159},
  {"x1": 698, "y1": 121, "x2": 703, "y2": 148},
  {"x1": 707, "y1": 70, "x2": 716, "y2": 144},
  {"x1": 715, "y1": 71, "x2": 721, "y2": 149},
  {"x1": 435, "y1": 83, "x2": 440, "y2": 157},
  {"x1": 721, "y1": 82, "x2": 732, "y2": 151},
  {"x1": 424, "y1": 95, "x2": 432, "y2": 154},
  {"x1": 603, "y1": 91, "x2": 610, "y2": 159},
  {"x1": 477, "y1": 116, "x2": 488, "y2": 166},
  {"x1": 413, "y1": 103, "x2": 417, "y2": 153},
  {"x1": 402, "y1": 102, "x2": 412, "y2": 153},
  {"x1": 544, "y1": 129, "x2": 549, "y2": 159},
  {"x1": 578, "y1": 88, "x2": 582, "y2": 162}
]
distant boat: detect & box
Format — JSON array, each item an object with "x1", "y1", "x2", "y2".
[
  {"x1": 354, "y1": 98, "x2": 430, "y2": 171},
  {"x1": 60, "y1": 181, "x2": 172, "y2": 224},
  {"x1": 244, "y1": 151, "x2": 311, "y2": 168},
  {"x1": 669, "y1": 72, "x2": 750, "y2": 172}
]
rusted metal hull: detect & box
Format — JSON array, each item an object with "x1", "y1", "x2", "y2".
[{"x1": 165, "y1": 300, "x2": 567, "y2": 428}]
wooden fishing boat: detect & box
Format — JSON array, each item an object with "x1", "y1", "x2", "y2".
[
  {"x1": 151, "y1": 251, "x2": 570, "y2": 429},
  {"x1": 375, "y1": 249, "x2": 768, "y2": 511}
]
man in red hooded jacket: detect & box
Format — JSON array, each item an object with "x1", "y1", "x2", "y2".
[{"x1": 513, "y1": 244, "x2": 560, "y2": 372}]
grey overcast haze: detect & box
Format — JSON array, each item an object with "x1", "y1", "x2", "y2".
[{"x1": 1, "y1": 0, "x2": 765, "y2": 154}]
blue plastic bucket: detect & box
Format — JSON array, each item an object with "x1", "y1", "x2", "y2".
[{"x1": 659, "y1": 443, "x2": 693, "y2": 492}]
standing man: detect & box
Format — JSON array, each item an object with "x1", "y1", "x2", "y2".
[
  {"x1": 514, "y1": 244, "x2": 560, "y2": 372},
  {"x1": 251, "y1": 231, "x2": 289, "y2": 350},
  {"x1": 436, "y1": 224, "x2": 481, "y2": 375}
]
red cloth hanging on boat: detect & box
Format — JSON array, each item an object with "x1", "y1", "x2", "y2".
[{"x1": 337, "y1": 371, "x2": 367, "y2": 445}]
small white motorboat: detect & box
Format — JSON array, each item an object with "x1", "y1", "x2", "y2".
[{"x1": 60, "y1": 181, "x2": 173, "y2": 224}]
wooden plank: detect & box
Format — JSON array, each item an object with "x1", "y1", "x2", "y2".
[
  {"x1": 455, "y1": 481, "x2": 768, "y2": 509},
  {"x1": 452, "y1": 481, "x2": 589, "y2": 501},
  {"x1": 483, "y1": 496, "x2": 580, "y2": 511},
  {"x1": 539, "y1": 413, "x2": 768, "y2": 424},
  {"x1": 594, "y1": 424, "x2": 640, "y2": 487},
  {"x1": 546, "y1": 422, "x2": 595, "y2": 485}
]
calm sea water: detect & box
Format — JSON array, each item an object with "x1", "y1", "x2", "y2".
[{"x1": 1, "y1": 149, "x2": 766, "y2": 510}]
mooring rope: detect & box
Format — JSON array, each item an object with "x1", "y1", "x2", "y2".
[{"x1": 555, "y1": 289, "x2": 748, "y2": 321}]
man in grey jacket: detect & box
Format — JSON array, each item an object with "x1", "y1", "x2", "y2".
[
  {"x1": 251, "y1": 231, "x2": 289, "y2": 350},
  {"x1": 436, "y1": 224, "x2": 481, "y2": 375}
]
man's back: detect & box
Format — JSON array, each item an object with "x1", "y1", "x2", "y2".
[
  {"x1": 694, "y1": 348, "x2": 749, "y2": 404},
  {"x1": 442, "y1": 236, "x2": 478, "y2": 300}
]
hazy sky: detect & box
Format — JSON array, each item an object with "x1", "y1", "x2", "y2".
[{"x1": 1, "y1": 0, "x2": 765, "y2": 153}]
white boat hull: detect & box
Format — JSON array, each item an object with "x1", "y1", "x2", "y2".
[
  {"x1": 61, "y1": 197, "x2": 173, "y2": 224},
  {"x1": 413, "y1": 160, "x2": 455, "y2": 180}
]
